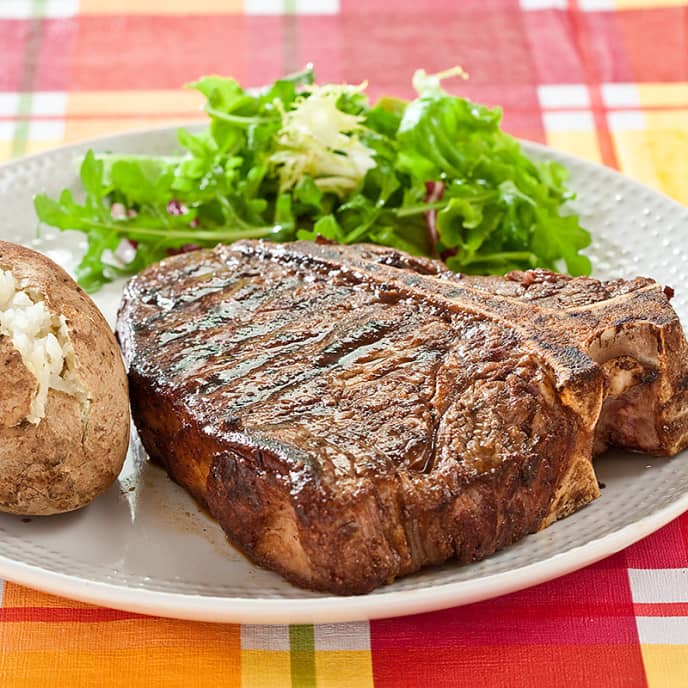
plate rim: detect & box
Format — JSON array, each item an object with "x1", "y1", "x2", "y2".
[
  {"x1": 0, "y1": 489, "x2": 686, "y2": 624},
  {"x1": 1, "y1": 123, "x2": 687, "y2": 624}
]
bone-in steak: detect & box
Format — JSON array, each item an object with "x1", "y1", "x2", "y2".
[{"x1": 117, "y1": 241, "x2": 688, "y2": 594}]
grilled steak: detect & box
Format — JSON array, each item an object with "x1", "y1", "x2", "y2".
[{"x1": 117, "y1": 240, "x2": 688, "y2": 594}]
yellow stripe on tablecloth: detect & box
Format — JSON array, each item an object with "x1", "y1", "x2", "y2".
[
  {"x1": 641, "y1": 645, "x2": 688, "y2": 688},
  {"x1": 241, "y1": 650, "x2": 292, "y2": 688},
  {"x1": 78, "y1": 0, "x2": 244, "y2": 14},
  {"x1": 66, "y1": 90, "x2": 205, "y2": 116},
  {"x1": 23, "y1": 139, "x2": 64, "y2": 156},
  {"x1": 0, "y1": 142, "x2": 14, "y2": 164},
  {"x1": 63, "y1": 116, "x2": 205, "y2": 145},
  {"x1": 314, "y1": 651, "x2": 375, "y2": 687},
  {"x1": 544, "y1": 130, "x2": 603, "y2": 165},
  {"x1": 637, "y1": 83, "x2": 688, "y2": 108},
  {"x1": 612, "y1": 112, "x2": 688, "y2": 206},
  {"x1": 240, "y1": 649, "x2": 375, "y2": 687},
  {"x1": 0, "y1": 647, "x2": 241, "y2": 688}
]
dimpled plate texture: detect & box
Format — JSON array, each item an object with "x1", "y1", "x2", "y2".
[{"x1": 0, "y1": 127, "x2": 687, "y2": 624}]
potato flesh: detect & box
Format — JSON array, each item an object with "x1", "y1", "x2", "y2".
[{"x1": 0, "y1": 269, "x2": 86, "y2": 425}]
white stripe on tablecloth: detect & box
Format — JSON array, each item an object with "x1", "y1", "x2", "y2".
[
  {"x1": 601, "y1": 83, "x2": 641, "y2": 108},
  {"x1": 520, "y1": 0, "x2": 568, "y2": 10},
  {"x1": 577, "y1": 0, "x2": 615, "y2": 9},
  {"x1": 30, "y1": 92, "x2": 68, "y2": 116},
  {"x1": 0, "y1": 122, "x2": 16, "y2": 143},
  {"x1": 244, "y1": 0, "x2": 339, "y2": 14},
  {"x1": 607, "y1": 110, "x2": 646, "y2": 132},
  {"x1": 314, "y1": 622, "x2": 371, "y2": 651},
  {"x1": 241, "y1": 621, "x2": 371, "y2": 651},
  {"x1": 542, "y1": 111, "x2": 595, "y2": 132},
  {"x1": 241, "y1": 624, "x2": 291, "y2": 651},
  {"x1": 0, "y1": 0, "x2": 79, "y2": 19},
  {"x1": 0, "y1": 91, "x2": 67, "y2": 142},
  {"x1": 636, "y1": 617, "x2": 688, "y2": 645},
  {"x1": 538, "y1": 84, "x2": 590, "y2": 108},
  {"x1": 628, "y1": 569, "x2": 688, "y2": 604}
]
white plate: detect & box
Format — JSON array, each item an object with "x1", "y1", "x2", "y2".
[{"x1": 0, "y1": 126, "x2": 687, "y2": 624}]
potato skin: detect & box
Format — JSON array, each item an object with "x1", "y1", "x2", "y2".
[{"x1": 0, "y1": 241, "x2": 130, "y2": 515}]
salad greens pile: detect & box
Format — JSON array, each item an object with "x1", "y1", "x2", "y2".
[{"x1": 34, "y1": 66, "x2": 591, "y2": 292}]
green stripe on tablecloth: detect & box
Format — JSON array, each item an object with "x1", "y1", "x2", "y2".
[
  {"x1": 11, "y1": 93, "x2": 33, "y2": 158},
  {"x1": 12, "y1": 0, "x2": 46, "y2": 158},
  {"x1": 289, "y1": 625, "x2": 316, "y2": 687}
]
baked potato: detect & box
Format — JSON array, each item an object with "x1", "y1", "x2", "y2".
[{"x1": 0, "y1": 241, "x2": 130, "y2": 515}]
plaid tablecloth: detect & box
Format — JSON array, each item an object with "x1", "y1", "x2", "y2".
[{"x1": 1, "y1": 1, "x2": 688, "y2": 686}]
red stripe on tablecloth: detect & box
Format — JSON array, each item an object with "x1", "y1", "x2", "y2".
[
  {"x1": 68, "y1": 15, "x2": 248, "y2": 90},
  {"x1": 523, "y1": 9, "x2": 586, "y2": 85},
  {"x1": 293, "y1": 16, "x2": 343, "y2": 86},
  {"x1": 0, "y1": 21, "x2": 29, "y2": 91},
  {"x1": 568, "y1": 3, "x2": 619, "y2": 169},
  {"x1": 371, "y1": 556, "x2": 643, "y2": 646},
  {"x1": 677, "y1": 511, "x2": 688, "y2": 563},
  {"x1": 34, "y1": 18, "x2": 77, "y2": 91},
  {"x1": 371, "y1": 645, "x2": 648, "y2": 688},
  {"x1": 330, "y1": 9, "x2": 546, "y2": 141},
  {"x1": 626, "y1": 518, "x2": 688, "y2": 569},
  {"x1": 616, "y1": 8, "x2": 688, "y2": 83},
  {"x1": 563, "y1": 10, "x2": 635, "y2": 83},
  {"x1": 334, "y1": 9, "x2": 537, "y2": 98},
  {"x1": 634, "y1": 603, "x2": 688, "y2": 617},
  {"x1": 372, "y1": 555, "x2": 646, "y2": 685},
  {"x1": 0, "y1": 607, "x2": 142, "y2": 622},
  {"x1": 371, "y1": 610, "x2": 638, "y2": 647},
  {"x1": 341, "y1": 0, "x2": 521, "y2": 12},
  {"x1": 244, "y1": 16, "x2": 285, "y2": 89}
]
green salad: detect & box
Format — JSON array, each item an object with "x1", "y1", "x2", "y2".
[{"x1": 34, "y1": 66, "x2": 591, "y2": 292}]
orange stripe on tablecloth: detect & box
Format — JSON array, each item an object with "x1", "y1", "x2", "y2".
[
  {"x1": 0, "y1": 647, "x2": 241, "y2": 688},
  {"x1": 0, "y1": 615, "x2": 242, "y2": 688},
  {"x1": 634, "y1": 603, "x2": 688, "y2": 617},
  {"x1": 0, "y1": 617, "x2": 240, "y2": 653},
  {"x1": 0, "y1": 585, "x2": 241, "y2": 650},
  {"x1": 66, "y1": 90, "x2": 205, "y2": 115},
  {"x1": 62, "y1": 117, "x2": 201, "y2": 143}
]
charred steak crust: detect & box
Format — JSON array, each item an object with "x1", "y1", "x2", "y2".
[{"x1": 117, "y1": 241, "x2": 688, "y2": 594}]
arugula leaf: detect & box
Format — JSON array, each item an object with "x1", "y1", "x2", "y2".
[
  {"x1": 34, "y1": 67, "x2": 592, "y2": 291},
  {"x1": 297, "y1": 214, "x2": 344, "y2": 242}
]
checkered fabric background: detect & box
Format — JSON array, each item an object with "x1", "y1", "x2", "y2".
[{"x1": 1, "y1": 1, "x2": 687, "y2": 686}]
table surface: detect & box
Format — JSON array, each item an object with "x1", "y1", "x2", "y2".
[{"x1": 1, "y1": 1, "x2": 688, "y2": 686}]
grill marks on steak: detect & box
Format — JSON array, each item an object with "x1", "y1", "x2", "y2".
[{"x1": 117, "y1": 241, "x2": 688, "y2": 594}]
